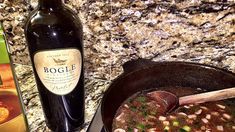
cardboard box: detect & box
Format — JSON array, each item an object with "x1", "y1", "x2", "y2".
[{"x1": 0, "y1": 23, "x2": 28, "y2": 132}]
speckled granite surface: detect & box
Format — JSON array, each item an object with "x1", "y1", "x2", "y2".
[
  {"x1": 1, "y1": 0, "x2": 235, "y2": 132},
  {"x1": 110, "y1": 0, "x2": 235, "y2": 79}
]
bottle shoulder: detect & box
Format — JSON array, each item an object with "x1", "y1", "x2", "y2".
[
  {"x1": 25, "y1": 7, "x2": 82, "y2": 31},
  {"x1": 24, "y1": 7, "x2": 83, "y2": 50}
]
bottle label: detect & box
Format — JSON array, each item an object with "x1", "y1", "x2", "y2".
[{"x1": 33, "y1": 48, "x2": 82, "y2": 95}]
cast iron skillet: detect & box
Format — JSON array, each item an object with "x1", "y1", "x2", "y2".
[{"x1": 101, "y1": 59, "x2": 235, "y2": 132}]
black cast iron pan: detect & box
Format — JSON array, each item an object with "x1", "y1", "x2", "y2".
[{"x1": 101, "y1": 59, "x2": 235, "y2": 132}]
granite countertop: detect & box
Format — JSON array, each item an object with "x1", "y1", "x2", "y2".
[{"x1": 1, "y1": 0, "x2": 235, "y2": 132}]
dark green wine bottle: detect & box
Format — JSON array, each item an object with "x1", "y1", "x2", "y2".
[{"x1": 24, "y1": 0, "x2": 84, "y2": 131}]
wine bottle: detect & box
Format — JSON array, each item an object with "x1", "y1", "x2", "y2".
[{"x1": 24, "y1": 0, "x2": 84, "y2": 131}]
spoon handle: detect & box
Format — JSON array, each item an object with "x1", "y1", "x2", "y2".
[{"x1": 179, "y1": 87, "x2": 235, "y2": 105}]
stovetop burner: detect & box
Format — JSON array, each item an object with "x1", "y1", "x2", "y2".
[{"x1": 87, "y1": 104, "x2": 105, "y2": 132}]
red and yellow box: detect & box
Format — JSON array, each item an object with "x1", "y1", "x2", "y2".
[{"x1": 0, "y1": 23, "x2": 28, "y2": 132}]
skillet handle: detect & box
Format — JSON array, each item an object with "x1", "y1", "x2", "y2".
[{"x1": 123, "y1": 59, "x2": 156, "y2": 73}]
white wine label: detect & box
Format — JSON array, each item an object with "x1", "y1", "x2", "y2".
[{"x1": 34, "y1": 48, "x2": 82, "y2": 95}]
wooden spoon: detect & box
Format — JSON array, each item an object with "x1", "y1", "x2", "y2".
[{"x1": 147, "y1": 87, "x2": 235, "y2": 112}]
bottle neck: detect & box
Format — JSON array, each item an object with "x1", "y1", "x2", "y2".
[{"x1": 38, "y1": 0, "x2": 63, "y2": 9}]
